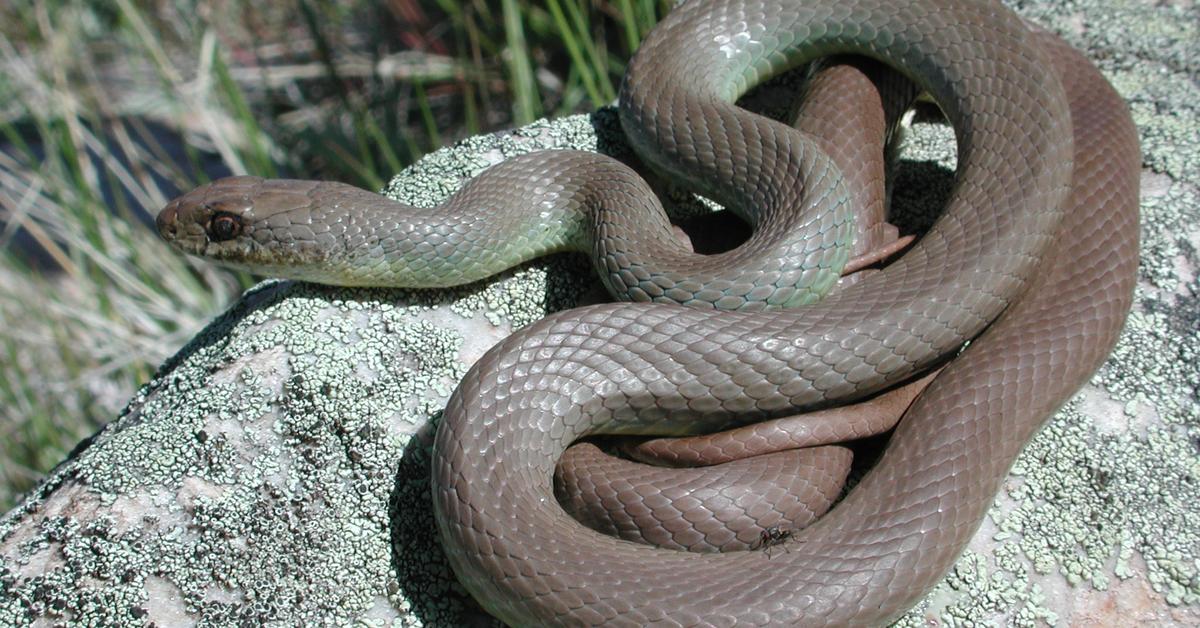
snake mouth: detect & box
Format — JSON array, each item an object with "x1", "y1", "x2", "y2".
[{"x1": 155, "y1": 200, "x2": 212, "y2": 257}]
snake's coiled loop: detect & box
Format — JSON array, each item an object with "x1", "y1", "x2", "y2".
[
  {"x1": 430, "y1": 1, "x2": 1137, "y2": 625},
  {"x1": 155, "y1": 0, "x2": 1139, "y2": 623}
]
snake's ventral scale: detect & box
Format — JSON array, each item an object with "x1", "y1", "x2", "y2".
[{"x1": 157, "y1": 0, "x2": 1139, "y2": 624}]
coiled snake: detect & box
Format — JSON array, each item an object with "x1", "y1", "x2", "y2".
[{"x1": 157, "y1": 0, "x2": 1139, "y2": 624}]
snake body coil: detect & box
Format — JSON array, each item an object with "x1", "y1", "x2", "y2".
[{"x1": 158, "y1": 0, "x2": 1139, "y2": 624}]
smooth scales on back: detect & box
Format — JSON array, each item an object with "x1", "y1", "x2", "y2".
[{"x1": 431, "y1": 0, "x2": 1136, "y2": 625}]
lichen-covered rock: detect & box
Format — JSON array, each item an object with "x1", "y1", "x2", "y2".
[
  {"x1": 0, "y1": 115, "x2": 611, "y2": 627},
  {"x1": 2, "y1": 0, "x2": 1198, "y2": 625}
]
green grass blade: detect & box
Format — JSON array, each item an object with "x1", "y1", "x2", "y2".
[{"x1": 501, "y1": 0, "x2": 539, "y2": 124}]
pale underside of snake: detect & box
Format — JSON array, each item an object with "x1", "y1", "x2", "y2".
[{"x1": 156, "y1": 0, "x2": 1140, "y2": 624}]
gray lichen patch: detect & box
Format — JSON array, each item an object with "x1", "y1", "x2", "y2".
[
  {"x1": 0, "y1": 280, "x2": 520, "y2": 626},
  {"x1": 381, "y1": 112, "x2": 621, "y2": 209}
]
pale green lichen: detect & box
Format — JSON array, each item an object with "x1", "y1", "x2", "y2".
[
  {"x1": 0, "y1": 282, "x2": 507, "y2": 625},
  {"x1": 2, "y1": 0, "x2": 1198, "y2": 625}
]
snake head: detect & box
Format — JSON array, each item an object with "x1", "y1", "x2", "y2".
[
  {"x1": 158, "y1": 176, "x2": 261, "y2": 259},
  {"x1": 156, "y1": 176, "x2": 340, "y2": 278}
]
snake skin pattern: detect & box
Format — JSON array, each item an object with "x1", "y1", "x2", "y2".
[
  {"x1": 156, "y1": 0, "x2": 1139, "y2": 623},
  {"x1": 430, "y1": 3, "x2": 1138, "y2": 625}
]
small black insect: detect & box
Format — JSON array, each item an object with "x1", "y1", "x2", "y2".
[{"x1": 752, "y1": 526, "x2": 794, "y2": 557}]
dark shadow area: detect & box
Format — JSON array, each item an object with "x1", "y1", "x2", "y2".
[
  {"x1": 676, "y1": 210, "x2": 753, "y2": 254},
  {"x1": 389, "y1": 416, "x2": 503, "y2": 627}
]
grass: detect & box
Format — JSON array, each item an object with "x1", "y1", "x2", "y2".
[{"x1": 0, "y1": 0, "x2": 671, "y2": 512}]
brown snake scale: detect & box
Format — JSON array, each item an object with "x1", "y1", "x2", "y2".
[{"x1": 157, "y1": 0, "x2": 1139, "y2": 624}]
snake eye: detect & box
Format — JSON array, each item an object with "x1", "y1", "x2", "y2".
[{"x1": 207, "y1": 212, "x2": 243, "y2": 242}]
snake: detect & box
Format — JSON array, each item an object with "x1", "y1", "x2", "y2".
[{"x1": 155, "y1": 0, "x2": 1140, "y2": 624}]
